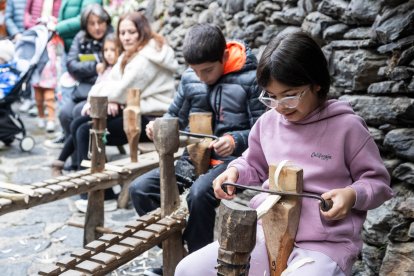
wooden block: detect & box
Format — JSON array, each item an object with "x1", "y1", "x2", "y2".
[
  {"x1": 145, "y1": 224, "x2": 167, "y2": 236},
  {"x1": 98, "y1": 234, "x2": 120, "y2": 245},
  {"x1": 119, "y1": 237, "x2": 144, "y2": 248},
  {"x1": 91, "y1": 172, "x2": 110, "y2": 181},
  {"x1": 112, "y1": 227, "x2": 132, "y2": 236},
  {"x1": 91, "y1": 252, "x2": 118, "y2": 265},
  {"x1": 102, "y1": 170, "x2": 119, "y2": 179},
  {"x1": 156, "y1": 217, "x2": 176, "y2": 228},
  {"x1": 47, "y1": 184, "x2": 65, "y2": 192},
  {"x1": 0, "y1": 198, "x2": 12, "y2": 206},
  {"x1": 75, "y1": 260, "x2": 103, "y2": 273},
  {"x1": 105, "y1": 244, "x2": 131, "y2": 256},
  {"x1": 70, "y1": 248, "x2": 92, "y2": 259},
  {"x1": 59, "y1": 270, "x2": 87, "y2": 276},
  {"x1": 85, "y1": 240, "x2": 106, "y2": 252},
  {"x1": 33, "y1": 187, "x2": 53, "y2": 196},
  {"x1": 55, "y1": 176, "x2": 71, "y2": 181},
  {"x1": 133, "y1": 230, "x2": 155, "y2": 241},
  {"x1": 43, "y1": 179, "x2": 60, "y2": 184},
  {"x1": 32, "y1": 182, "x2": 48, "y2": 187},
  {"x1": 138, "y1": 211, "x2": 160, "y2": 224},
  {"x1": 125, "y1": 220, "x2": 146, "y2": 231},
  {"x1": 56, "y1": 256, "x2": 77, "y2": 268},
  {"x1": 38, "y1": 264, "x2": 61, "y2": 275},
  {"x1": 80, "y1": 175, "x2": 97, "y2": 184},
  {"x1": 59, "y1": 181, "x2": 77, "y2": 189}
]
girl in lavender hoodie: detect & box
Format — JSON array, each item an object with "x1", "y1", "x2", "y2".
[{"x1": 175, "y1": 32, "x2": 393, "y2": 276}]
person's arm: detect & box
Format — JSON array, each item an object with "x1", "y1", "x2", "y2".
[
  {"x1": 66, "y1": 33, "x2": 98, "y2": 80},
  {"x1": 226, "y1": 80, "x2": 264, "y2": 156},
  {"x1": 23, "y1": 0, "x2": 34, "y2": 29},
  {"x1": 5, "y1": 0, "x2": 19, "y2": 37},
  {"x1": 164, "y1": 78, "x2": 189, "y2": 129},
  {"x1": 55, "y1": 0, "x2": 102, "y2": 37}
]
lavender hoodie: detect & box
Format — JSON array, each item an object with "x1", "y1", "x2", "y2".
[{"x1": 229, "y1": 99, "x2": 393, "y2": 274}]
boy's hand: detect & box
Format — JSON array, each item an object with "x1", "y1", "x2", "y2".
[
  {"x1": 81, "y1": 102, "x2": 91, "y2": 116},
  {"x1": 212, "y1": 167, "x2": 239, "y2": 200},
  {"x1": 321, "y1": 186, "x2": 356, "y2": 220},
  {"x1": 107, "y1": 102, "x2": 119, "y2": 117},
  {"x1": 96, "y1": 63, "x2": 105, "y2": 74},
  {"x1": 145, "y1": 121, "x2": 155, "y2": 141},
  {"x1": 209, "y1": 135, "x2": 235, "y2": 157}
]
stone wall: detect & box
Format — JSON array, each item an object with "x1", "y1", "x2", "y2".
[{"x1": 141, "y1": 0, "x2": 414, "y2": 274}]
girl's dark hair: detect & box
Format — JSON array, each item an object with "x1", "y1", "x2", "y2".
[
  {"x1": 117, "y1": 11, "x2": 165, "y2": 73},
  {"x1": 182, "y1": 24, "x2": 226, "y2": 65},
  {"x1": 80, "y1": 4, "x2": 111, "y2": 33},
  {"x1": 257, "y1": 32, "x2": 331, "y2": 101},
  {"x1": 101, "y1": 33, "x2": 121, "y2": 69}
]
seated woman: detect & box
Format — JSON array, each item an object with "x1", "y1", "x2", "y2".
[{"x1": 72, "y1": 11, "x2": 178, "y2": 211}]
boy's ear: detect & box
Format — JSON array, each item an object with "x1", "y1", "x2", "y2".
[{"x1": 222, "y1": 49, "x2": 229, "y2": 64}]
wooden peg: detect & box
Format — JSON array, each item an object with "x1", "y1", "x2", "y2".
[{"x1": 123, "y1": 88, "x2": 141, "y2": 163}]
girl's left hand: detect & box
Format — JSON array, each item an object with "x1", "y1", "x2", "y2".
[
  {"x1": 320, "y1": 186, "x2": 356, "y2": 220},
  {"x1": 107, "y1": 102, "x2": 119, "y2": 117},
  {"x1": 81, "y1": 102, "x2": 91, "y2": 116}
]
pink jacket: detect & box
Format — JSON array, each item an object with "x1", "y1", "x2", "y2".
[
  {"x1": 24, "y1": 0, "x2": 61, "y2": 29},
  {"x1": 229, "y1": 100, "x2": 393, "y2": 275}
]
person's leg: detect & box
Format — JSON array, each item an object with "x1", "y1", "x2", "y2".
[
  {"x1": 44, "y1": 89, "x2": 56, "y2": 122},
  {"x1": 175, "y1": 224, "x2": 269, "y2": 276},
  {"x1": 129, "y1": 168, "x2": 162, "y2": 216},
  {"x1": 72, "y1": 116, "x2": 91, "y2": 170},
  {"x1": 58, "y1": 99, "x2": 76, "y2": 136},
  {"x1": 106, "y1": 115, "x2": 128, "y2": 146},
  {"x1": 183, "y1": 162, "x2": 231, "y2": 253},
  {"x1": 34, "y1": 87, "x2": 45, "y2": 118}
]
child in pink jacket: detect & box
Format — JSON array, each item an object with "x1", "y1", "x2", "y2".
[
  {"x1": 24, "y1": 0, "x2": 61, "y2": 29},
  {"x1": 175, "y1": 32, "x2": 393, "y2": 276}
]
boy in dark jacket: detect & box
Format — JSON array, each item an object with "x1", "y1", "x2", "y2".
[{"x1": 129, "y1": 24, "x2": 265, "y2": 254}]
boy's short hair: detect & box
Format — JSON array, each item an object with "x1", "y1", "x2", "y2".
[{"x1": 183, "y1": 24, "x2": 226, "y2": 65}]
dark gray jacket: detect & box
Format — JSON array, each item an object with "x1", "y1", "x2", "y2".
[{"x1": 166, "y1": 44, "x2": 265, "y2": 159}]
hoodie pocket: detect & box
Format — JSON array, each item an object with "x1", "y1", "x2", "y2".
[{"x1": 296, "y1": 198, "x2": 328, "y2": 242}]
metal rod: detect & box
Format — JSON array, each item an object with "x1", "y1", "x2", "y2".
[
  {"x1": 221, "y1": 182, "x2": 333, "y2": 211},
  {"x1": 179, "y1": 130, "x2": 218, "y2": 140}
]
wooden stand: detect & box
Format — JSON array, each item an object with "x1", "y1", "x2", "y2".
[
  {"x1": 261, "y1": 164, "x2": 303, "y2": 276},
  {"x1": 217, "y1": 200, "x2": 257, "y2": 276},
  {"x1": 153, "y1": 118, "x2": 185, "y2": 275},
  {"x1": 118, "y1": 88, "x2": 141, "y2": 209},
  {"x1": 84, "y1": 96, "x2": 108, "y2": 245},
  {"x1": 186, "y1": 112, "x2": 213, "y2": 176}
]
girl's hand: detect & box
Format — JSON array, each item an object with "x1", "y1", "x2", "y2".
[
  {"x1": 81, "y1": 102, "x2": 91, "y2": 116},
  {"x1": 321, "y1": 187, "x2": 356, "y2": 220},
  {"x1": 212, "y1": 167, "x2": 239, "y2": 200},
  {"x1": 96, "y1": 63, "x2": 105, "y2": 74},
  {"x1": 145, "y1": 121, "x2": 155, "y2": 141},
  {"x1": 107, "y1": 102, "x2": 119, "y2": 117},
  {"x1": 209, "y1": 135, "x2": 235, "y2": 157}
]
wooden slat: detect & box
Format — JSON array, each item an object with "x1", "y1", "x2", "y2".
[
  {"x1": 91, "y1": 252, "x2": 118, "y2": 265},
  {"x1": 84, "y1": 240, "x2": 106, "y2": 253},
  {"x1": 105, "y1": 244, "x2": 131, "y2": 257},
  {"x1": 98, "y1": 234, "x2": 119, "y2": 245},
  {"x1": 38, "y1": 265, "x2": 62, "y2": 275},
  {"x1": 75, "y1": 260, "x2": 103, "y2": 273},
  {"x1": 59, "y1": 270, "x2": 87, "y2": 276},
  {"x1": 56, "y1": 256, "x2": 77, "y2": 269},
  {"x1": 119, "y1": 237, "x2": 144, "y2": 248},
  {"x1": 146, "y1": 224, "x2": 168, "y2": 236},
  {"x1": 70, "y1": 248, "x2": 92, "y2": 259},
  {"x1": 133, "y1": 230, "x2": 155, "y2": 241},
  {"x1": 112, "y1": 227, "x2": 132, "y2": 236}
]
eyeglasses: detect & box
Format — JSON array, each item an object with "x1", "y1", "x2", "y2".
[{"x1": 259, "y1": 88, "x2": 307, "y2": 109}]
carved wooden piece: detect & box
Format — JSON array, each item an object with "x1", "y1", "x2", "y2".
[
  {"x1": 261, "y1": 164, "x2": 302, "y2": 276},
  {"x1": 217, "y1": 200, "x2": 257, "y2": 276},
  {"x1": 153, "y1": 118, "x2": 184, "y2": 276},
  {"x1": 123, "y1": 88, "x2": 141, "y2": 163},
  {"x1": 186, "y1": 112, "x2": 213, "y2": 176},
  {"x1": 84, "y1": 96, "x2": 108, "y2": 246}
]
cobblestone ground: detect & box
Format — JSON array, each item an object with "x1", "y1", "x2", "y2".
[{"x1": 0, "y1": 104, "x2": 162, "y2": 276}]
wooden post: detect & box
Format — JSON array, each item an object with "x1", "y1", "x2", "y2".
[
  {"x1": 217, "y1": 200, "x2": 257, "y2": 276},
  {"x1": 84, "y1": 96, "x2": 108, "y2": 246},
  {"x1": 153, "y1": 118, "x2": 184, "y2": 275},
  {"x1": 117, "y1": 88, "x2": 141, "y2": 209},
  {"x1": 261, "y1": 164, "x2": 303, "y2": 276},
  {"x1": 123, "y1": 88, "x2": 141, "y2": 163},
  {"x1": 186, "y1": 112, "x2": 213, "y2": 176}
]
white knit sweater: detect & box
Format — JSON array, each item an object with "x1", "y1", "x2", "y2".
[{"x1": 88, "y1": 39, "x2": 178, "y2": 114}]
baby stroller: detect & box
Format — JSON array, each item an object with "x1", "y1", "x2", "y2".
[{"x1": 0, "y1": 25, "x2": 50, "y2": 152}]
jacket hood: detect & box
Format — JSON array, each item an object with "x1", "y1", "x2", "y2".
[
  {"x1": 139, "y1": 39, "x2": 179, "y2": 73},
  {"x1": 287, "y1": 99, "x2": 356, "y2": 125}
]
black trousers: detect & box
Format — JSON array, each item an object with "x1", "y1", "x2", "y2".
[{"x1": 129, "y1": 159, "x2": 233, "y2": 253}]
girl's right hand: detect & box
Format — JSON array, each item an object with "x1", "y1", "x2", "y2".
[
  {"x1": 96, "y1": 63, "x2": 105, "y2": 74},
  {"x1": 212, "y1": 167, "x2": 239, "y2": 200},
  {"x1": 145, "y1": 121, "x2": 155, "y2": 141},
  {"x1": 81, "y1": 102, "x2": 91, "y2": 116}
]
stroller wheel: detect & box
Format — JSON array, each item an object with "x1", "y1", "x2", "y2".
[{"x1": 20, "y1": 136, "x2": 35, "y2": 152}]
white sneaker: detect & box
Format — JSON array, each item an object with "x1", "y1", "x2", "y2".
[
  {"x1": 46, "y1": 121, "x2": 55, "y2": 133},
  {"x1": 44, "y1": 134, "x2": 65, "y2": 149},
  {"x1": 37, "y1": 118, "x2": 45, "y2": 128},
  {"x1": 28, "y1": 106, "x2": 38, "y2": 117},
  {"x1": 19, "y1": 99, "x2": 33, "y2": 113},
  {"x1": 75, "y1": 199, "x2": 118, "y2": 213}
]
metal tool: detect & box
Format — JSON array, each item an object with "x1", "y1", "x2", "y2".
[
  {"x1": 221, "y1": 182, "x2": 333, "y2": 212},
  {"x1": 179, "y1": 130, "x2": 219, "y2": 140}
]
